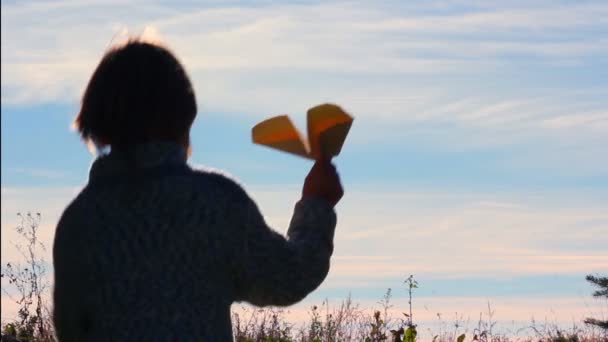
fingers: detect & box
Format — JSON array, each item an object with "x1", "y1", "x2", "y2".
[
  {"x1": 315, "y1": 158, "x2": 336, "y2": 171},
  {"x1": 304, "y1": 158, "x2": 343, "y2": 207},
  {"x1": 315, "y1": 157, "x2": 332, "y2": 166}
]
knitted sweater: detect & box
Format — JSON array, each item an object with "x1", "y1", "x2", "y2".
[{"x1": 52, "y1": 142, "x2": 337, "y2": 341}]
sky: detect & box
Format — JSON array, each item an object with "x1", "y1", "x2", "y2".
[{"x1": 1, "y1": 0, "x2": 607, "y2": 337}]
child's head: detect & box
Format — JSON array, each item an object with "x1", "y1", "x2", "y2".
[{"x1": 74, "y1": 38, "x2": 197, "y2": 153}]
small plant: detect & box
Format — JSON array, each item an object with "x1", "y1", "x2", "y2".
[
  {"x1": 366, "y1": 310, "x2": 388, "y2": 342},
  {"x1": 307, "y1": 305, "x2": 323, "y2": 342},
  {"x1": 472, "y1": 302, "x2": 497, "y2": 342},
  {"x1": 232, "y1": 306, "x2": 293, "y2": 341},
  {"x1": 1, "y1": 212, "x2": 55, "y2": 342},
  {"x1": 402, "y1": 275, "x2": 418, "y2": 342}
]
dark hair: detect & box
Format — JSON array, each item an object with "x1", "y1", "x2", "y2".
[{"x1": 74, "y1": 39, "x2": 197, "y2": 149}]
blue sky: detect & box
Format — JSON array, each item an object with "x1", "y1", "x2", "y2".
[{"x1": 2, "y1": 0, "x2": 607, "y2": 334}]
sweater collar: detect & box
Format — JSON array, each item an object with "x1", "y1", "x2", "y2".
[{"x1": 88, "y1": 141, "x2": 188, "y2": 182}]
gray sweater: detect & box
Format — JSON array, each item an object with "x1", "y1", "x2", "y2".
[{"x1": 52, "y1": 142, "x2": 337, "y2": 341}]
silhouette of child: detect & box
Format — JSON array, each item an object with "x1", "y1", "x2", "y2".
[{"x1": 52, "y1": 38, "x2": 343, "y2": 341}]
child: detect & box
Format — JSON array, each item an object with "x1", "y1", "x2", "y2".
[{"x1": 52, "y1": 38, "x2": 343, "y2": 341}]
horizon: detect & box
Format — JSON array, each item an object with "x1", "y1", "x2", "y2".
[{"x1": 1, "y1": 0, "x2": 607, "y2": 338}]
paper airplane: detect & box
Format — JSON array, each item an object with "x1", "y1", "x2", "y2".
[{"x1": 252, "y1": 103, "x2": 353, "y2": 160}]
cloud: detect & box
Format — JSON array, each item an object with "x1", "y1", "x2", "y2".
[
  {"x1": 3, "y1": 184, "x2": 606, "y2": 280},
  {"x1": 9, "y1": 167, "x2": 68, "y2": 180},
  {"x1": 2, "y1": 0, "x2": 607, "y2": 172},
  {"x1": 356, "y1": 3, "x2": 608, "y2": 33},
  {"x1": 2, "y1": 184, "x2": 607, "y2": 329},
  {"x1": 2, "y1": 1, "x2": 606, "y2": 330},
  {"x1": 232, "y1": 186, "x2": 608, "y2": 279},
  {"x1": 542, "y1": 110, "x2": 608, "y2": 130},
  {"x1": 2, "y1": 2, "x2": 606, "y2": 96}
]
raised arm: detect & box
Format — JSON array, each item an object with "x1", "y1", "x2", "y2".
[{"x1": 231, "y1": 160, "x2": 343, "y2": 306}]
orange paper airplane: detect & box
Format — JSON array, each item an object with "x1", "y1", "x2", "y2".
[{"x1": 252, "y1": 103, "x2": 354, "y2": 160}]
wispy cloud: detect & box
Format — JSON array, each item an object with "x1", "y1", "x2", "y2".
[
  {"x1": 2, "y1": 1, "x2": 606, "y2": 332},
  {"x1": 356, "y1": 3, "x2": 608, "y2": 33},
  {"x1": 3, "y1": 184, "x2": 606, "y2": 279},
  {"x1": 2, "y1": 3, "x2": 606, "y2": 94},
  {"x1": 2, "y1": 183, "x2": 607, "y2": 330},
  {"x1": 542, "y1": 110, "x2": 608, "y2": 130},
  {"x1": 2, "y1": 1, "x2": 606, "y2": 163},
  {"x1": 1, "y1": 1, "x2": 606, "y2": 277},
  {"x1": 236, "y1": 186, "x2": 608, "y2": 279},
  {"x1": 9, "y1": 167, "x2": 67, "y2": 180}
]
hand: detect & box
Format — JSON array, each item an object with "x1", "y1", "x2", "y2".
[{"x1": 302, "y1": 158, "x2": 344, "y2": 207}]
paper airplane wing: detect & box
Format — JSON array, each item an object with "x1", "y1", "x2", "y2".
[
  {"x1": 252, "y1": 115, "x2": 312, "y2": 159},
  {"x1": 307, "y1": 103, "x2": 353, "y2": 159}
]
